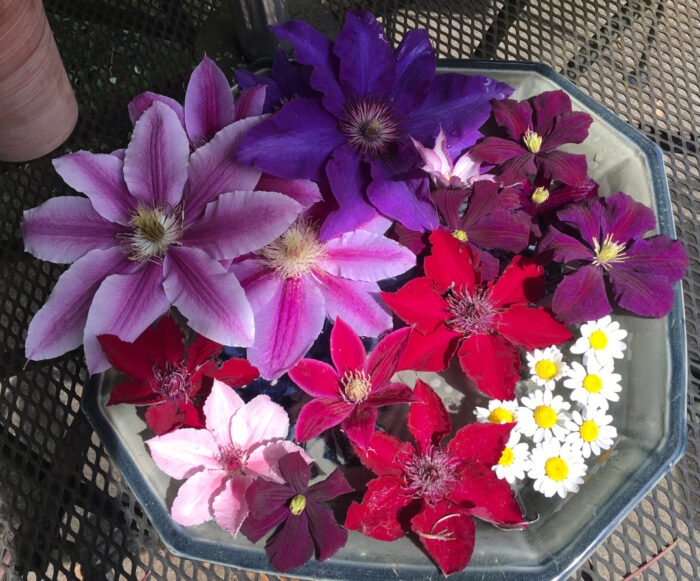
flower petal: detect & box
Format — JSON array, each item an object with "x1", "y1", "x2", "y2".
[
  {"x1": 246, "y1": 479, "x2": 295, "y2": 517},
  {"x1": 399, "y1": 325, "x2": 461, "y2": 372},
  {"x1": 537, "y1": 225, "x2": 594, "y2": 263},
  {"x1": 266, "y1": 510, "x2": 314, "y2": 572},
  {"x1": 447, "y1": 422, "x2": 513, "y2": 466},
  {"x1": 22, "y1": 196, "x2": 123, "y2": 263},
  {"x1": 146, "y1": 428, "x2": 220, "y2": 479},
  {"x1": 255, "y1": 173, "x2": 322, "y2": 208},
  {"x1": 366, "y1": 382, "x2": 418, "y2": 407},
  {"x1": 123, "y1": 101, "x2": 189, "y2": 207},
  {"x1": 551, "y1": 264, "x2": 611, "y2": 324},
  {"x1": 277, "y1": 450, "x2": 312, "y2": 492},
  {"x1": 203, "y1": 379, "x2": 246, "y2": 447},
  {"x1": 469, "y1": 136, "x2": 528, "y2": 164},
  {"x1": 380, "y1": 277, "x2": 449, "y2": 333},
  {"x1": 354, "y1": 430, "x2": 413, "y2": 477},
  {"x1": 424, "y1": 229, "x2": 479, "y2": 294},
  {"x1": 185, "y1": 56, "x2": 235, "y2": 144},
  {"x1": 489, "y1": 254, "x2": 545, "y2": 308},
  {"x1": 452, "y1": 463, "x2": 524, "y2": 525},
  {"x1": 541, "y1": 110, "x2": 592, "y2": 150},
  {"x1": 391, "y1": 29, "x2": 435, "y2": 114},
  {"x1": 128, "y1": 91, "x2": 185, "y2": 128},
  {"x1": 498, "y1": 304, "x2": 573, "y2": 349},
  {"x1": 306, "y1": 501, "x2": 349, "y2": 562},
  {"x1": 408, "y1": 379, "x2": 451, "y2": 452},
  {"x1": 536, "y1": 150, "x2": 588, "y2": 185},
  {"x1": 366, "y1": 327, "x2": 411, "y2": 388},
  {"x1": 306, "y1": 467, "x2": 355, "y2": 503},
  {"x1": 229, "y1": 258, "x2": 279, "y2": 313},
  {"x1": 492, "y1": 97, "x2": 533, "y2": 140},
  {"x1": 609, "y1": 261, "x2": 678, "y2": 318},
  {"x1": 366, "y1": 172, "x2": 439, "y2": 232},
  {"x1": 467, "y1": 210, "x2": 531, "y2": 253},
  {"x1": 241, "y1": 503, "x2": 290, "y2": 544},
  {"x1": 163, "y1": 246, "x2": 255, "y2": 346},
  {"x1": 289, "y1": 359, "x2": 341, "y2": 398},
  {"x1": 229, "y1": 394, "x2": 290, "y2": 450},
  {"x1": 212, "y1": 475, "x2": 254, "y2": 536},
  {"x1": 201, "y1": 356, "x2": 259, "y2": 388},
  {"x1": 532, "y1": 90, "x2": 571, "y2": 136},
  {"x1": 170, "y1": 469, "x2": 226, "y2": 526},
  {"x1": 457, "y1": 334, "x2": 520, "y2": 400},
  {"x1": 144, "y1": 400, "x2": 188, "y2": 435},
  {"x1": 234, "y1": 85, "x2": 267, "y2": 121},
  {"x1": 342, "y1": 406, "x2": 379, "y2": 450},
  {"x1": 294, "y1": 398, "x2": 353, "y2": 442},
  {"x1": 601, "y1": 191, "x2": 657, "y2": 242},
  {"x1": 106, "y1": 379, "x2": 161, "y2": 406},
  {"x1": 52, "y1": 152, "x2": 136, "y2": 224},
  {"x1": 329, "y1": 316, "x2": 366, "y2": 377},
  {"x1": 247, "y1": 441, "x2": 309, "y2": 484},
  {"x1": 344, "y1": 476, "x2": 412, "y2": 541}
]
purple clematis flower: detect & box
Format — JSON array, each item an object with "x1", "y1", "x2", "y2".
[
  {"x1": 236, "y1": 11, "x2": 513, "y2": 236},
  {"x1": 22, "y1": 102, "x2": 302, "y2": 373},
  {"x1": 469, "y1": 90, "x2": 593, "y2": 186},
  {"x1": 242, "y1": 451, "x2": 353, "y2": 573},
  {"x1": 537, "y1": 191, "x2": 688, "y2": 323},
  {"x1": 229, "y1": 220, "x2": 416, "y2": 380}
]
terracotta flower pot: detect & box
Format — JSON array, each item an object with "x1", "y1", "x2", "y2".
[{"x1": 0, "y1": 0, "x2": 78, "y2": 162}]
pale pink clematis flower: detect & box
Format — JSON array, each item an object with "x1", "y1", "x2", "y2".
[
  {"x1": 147, "y1": 380, "x2": 306, "y2": 536},
  {"x1": 411, "y1": 128, "x2": 495, "y2": 189}
]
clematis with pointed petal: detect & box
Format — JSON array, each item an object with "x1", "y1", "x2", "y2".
[
  {"x1": 22, "y1": 101, "x2": 303, "y2": 373},
  {"x1": 537, "y1": 191, "x2": 688, "y2": 323},
  {"x1": 236, "y1": 10, "x2": 513, "y2": 234},
  {"x1": 289, "y1": 318, "x2": 419, "y2": 450},
  {"x1": 229, "y1": 221, "x2": 415, "y2": 380},
  {"x1": 469, "y1": 90, "x2": 593, "y2": 185},
  {"x1": 241, "y1": 451, "x2": 353, "y2": 572},
  {"x1": 345, "y1": 380, "x2": 524, "y2": 576},
  {"x1": 381, "y1": 230, "x2": 571, "y2": 399},
  {"x1": 147, "y1": 380, "x2": 307, "y2": 536},
  {"x1": 98, "y1": 315, "x2": 259, "y2": 435}
]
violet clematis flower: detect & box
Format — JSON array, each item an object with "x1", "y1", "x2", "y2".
[
  {"x1": 147, "y1": 381, "x2": 307, "y2": 536},
  {"x1": 469, "y1": 90, "x2": 593, "y2": 186},
  {"x1": 537, "y1": 191, "x2": 688, "y2": 323},
  {"x1": 236, "y1": 11, "x2": 513, "y2": 236},
  {"x1": 230, "y1": 220, "x2": 416, "y2": 380},
  {"x1": 22, "y1": 102, "x2": 302, "y2": 373},
  {"x1": 289, "y1": 318, "x2": 418, "y2": 450},
  {"x1": 242, "y1": 452, "x2": 353, "y2": 573}
]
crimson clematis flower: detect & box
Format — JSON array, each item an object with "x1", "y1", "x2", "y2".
[
  {"x1": 98, "y1": 315, "x2": 259, "y2": 435},
  {"x1": 382, "y1": 230, "x2": 571, "y2": 399},
  {"x1": 345, "y1": 380, "x2": 524, "y2": 576},
  {"x1": 289, "y1": 317, "x2": 418, "y2": 450}
]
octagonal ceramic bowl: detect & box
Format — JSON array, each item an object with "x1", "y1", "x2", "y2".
[{"x1": 82, "y1": 60, "x2": 687, "y2": 580}]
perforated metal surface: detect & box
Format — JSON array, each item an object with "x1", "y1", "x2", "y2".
[{"x1": 0, "y1": 1, "x2": 697, "y2": 580}]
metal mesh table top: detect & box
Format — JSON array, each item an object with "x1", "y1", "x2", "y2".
[{"x1": 0, "y1": 1, "x2": 698, "y2": 579}]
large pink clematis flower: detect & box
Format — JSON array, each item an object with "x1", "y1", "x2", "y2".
[
  {"x1": 22, "y1": 101, "x2": 302, "y2": 373},
  {"x1": 147, "y1": 380, "x2": 306, "y2": 536},
  {"x1": 230, "y1": 221, "x2": 416, "y2": 379}
]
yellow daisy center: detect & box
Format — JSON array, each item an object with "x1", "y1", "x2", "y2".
[
  {"x1": 589, "y1": 330, "x2": 608, "y2": 350},
  {"x1": 290, "y1": 494, "x2": 306, "y2": 515},
  {"x1": 531, "y1": 186, "x2": 550, "y2": 204},
  {"x1": 535, "y1": 359, "x2": 558, "y2": 381},
  {"x1": 592, "y1": 233, "x2": 627, "y2": 268},
  {"x1": 534, "y1": 405, "x2": 557, "y2": 428},
  {"x1": 580, "y1": 420, "x2": 599, "y2": 442},
  {"x1": 545, "y1": 457, "x2": 569, "y2": 481},
  {"x1": 582, "y1": 373, "x2": 603, "y2": 393},
  {"x1": 452, "y1": 229, "x2": 468, "y2": 242},
  {"x1": 488, "y1": 407, "x2": 514, "y2": 424},
  {"x1": 523, "y1": 129, "x2": 543, "y2": 153},
  {"x1": 498, "y1": 446, "x2": 514, "y2": 466}
]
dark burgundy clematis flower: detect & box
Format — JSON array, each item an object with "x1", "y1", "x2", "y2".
[
  {"x1": 469, "y1": 90, "x2": 593, "y2": 186},
  {"x1": 382, "y1": 230, "x2": 571, "y2": 399},
  {"x1": 98, "y1": 315, "x2": 259, "y2": 435},
  {"x1": 345, "y1": 380, "x2": 524, "y2": 576},
  {"x1": 289, "y1": 317, "x2": 419, "y2": 450},
  {"x1": 241, "y1": 451, "x2": 353, "y2": 573},
  {"x1": 537, "y1": 191, "x2": 688, "y2": 323}
]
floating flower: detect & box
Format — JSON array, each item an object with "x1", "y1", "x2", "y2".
[
  {"x1": 99, "y1": 315, "x2": 259, "y2": 435},
  {"x1": 526, "y1": 345, "x2": 568, "y2": 390},
  {"x1": 469, "y1": 89, "x2": 593, "y2": 185},
  {"x1": 563, "y1": 358, "x2": 622, "y2": 410},
  {"x1": 22, "y1": 101, "x2": 304, "y2": 373},
  {"x1": 230, "y1": 221, "x2": 415, "y2": 379},
  {"x1": 528, "y1": 439, "x2": 587, "y2": 498},
  {"x1": 537, "y1": 192, "x2": 688, "y2": 323},
  {"x1": 382, "y1": 230, "x2": 571, "y2": 399},
  {"x1": 147, "y1": 381, "x2": 306, "y2": 536},
  {"x1": 289, "y1": 318, "x2": 418, "y2": 450},
  {"x1": 345, "y1": 380, "x2": 524, "y2": 576},
  {"x1": 493, "y1": 431, "x2": 531, "y2": 484},
  {"x1": 565, "y1": 408, "x2": 617, "y2": 458},
  {"x1": 570, "y1": 316, "x2": 627, "y2": 366},
  {"x1": 241, "y1": 452, "x2": 353, "y2": 572},
  {"x1": 517, "y1": 389, "x2": 572, "y2": 443},
  {"x1": 474, "y1": 399, "x2": 520, "y2": 425}
]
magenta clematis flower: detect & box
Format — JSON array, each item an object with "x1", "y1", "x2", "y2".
[
  {"x1": 469, "y1": 90, "x2": 593, "y2": 186},
  {"x1": 22, "y1": 101, "x2": 302, "y2": 373},
  {"x1": 242, "y1": 452, "x2": 353, "y2": 572},
  {"x1": 289, "y1": 318, "x2": 418, "y2": 450},
  {"x1": 147, "y1": 380, "x2": 307, "y2": 536},
  {"x1": 537, "y1": 191, "x2": 688, "y2": 323},
  {"x1": 230, "y1": 221, "x2": 416, "y2": 380}
]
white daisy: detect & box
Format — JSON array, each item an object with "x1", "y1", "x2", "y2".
[
  {"x1": 517, "y1": 389, "x2": 572, "y2": 443},
  {"x1": 474, "y1": 399, "x2": 520, "y2": 425},
  {"x1": 526, "y1": 345, "x2": 568, "y2": 390},
  {"x1": 493, "y1": 430, "x2": 531, "y2": 484},
  {"x1": 565, "y1": 408, "x2": 617, "y2": 458},
  {"x1": 563, "y1": 359, "x2": 621, "y2": 410},
  {"x1": 528, "y1": 439, "x2": 587, "y2": 498},
  {"x1": 570, "y1": 315, "x2": 627, "y2": 366}
]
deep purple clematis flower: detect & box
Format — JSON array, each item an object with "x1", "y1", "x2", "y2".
[
  {"x1": 22, "y1": 102, "x2": 302, "y2": 373},
  {"x1": 230, "y1": 221, "x2": 416, "y2": 379},
  {"x1": 242, "y1": 452, "x2": 353, "y2": 573},
  {"x1": 289, "y1": 318, "x2": 418, "y2": 450},
  {"x1": 469, "y1": 90, "x2": 593, "y2": 185},
  {"x1": 537, "y1": 191, "x2": 688, "y2": 323},
  {"x1": 236, "y1": 11, "x2": 513, "y2": 237}
]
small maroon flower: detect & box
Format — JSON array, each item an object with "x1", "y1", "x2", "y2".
[{"x1": 98, "y1": 315, "x2": 259, "y2": 435}]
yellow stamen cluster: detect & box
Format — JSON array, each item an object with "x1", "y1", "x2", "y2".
[
  {"x1": 341, "y1": 369, "x2": 371, "y2": 403},
  {"x1": 125, "y1": 205, "x2": 182, "y2": 261},
  {"x1": 531, "y1": 186, "x2": 550, "y2": 204},
  {"x1": 290, "y1": 494, "x2": 306, "y2": 515},
  {"x1": 260, "y1": 221, "x2": 326, "y2": 279},
  {"x1": 452, "y1": 229, "x2": 468, "y2": 242},
  {"x1": 592, "y1": 234, "x2": 627, "y2": 269},
  {"x1": 523, "y1": 129, "x2": 543, "y2": 153}
]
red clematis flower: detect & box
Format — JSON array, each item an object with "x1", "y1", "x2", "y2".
[
  {"x1": 98, "y1": 315, "x2": 259, "y2": 435},
  {"x1": 382, "y1": 230, "x2": 571, "y2": 399},
  {"x1": 345, "y1": 380, "x2": 524, "y2": 576}
]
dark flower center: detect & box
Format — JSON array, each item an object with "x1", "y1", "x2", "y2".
[
  {"x1": 398, "y1": 446, "x2": 459, "y2": 505},
  {"x1": 340, "y1": 98, "x2": 400, "y2": 157},
  {"x1": 217, "y1": 444, "x2": 247, "y2": 474},
  {"x1": 152, "y1": 362, "x2": 193, "y2": 403},
  {"x1": 445, "y1": 287, "x2": 498, "y2": 336}
]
